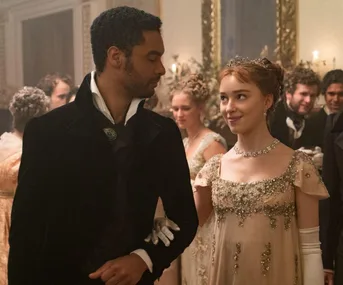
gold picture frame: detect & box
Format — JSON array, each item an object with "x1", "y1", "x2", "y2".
[
  {"x1": 201, "y1": 0, "x2": 221, "y2": 71},
  {"x1": 202, "y1": 0, "x2": 297, "y2": 69},
  {"x1": 275, "y1": 0, "x2": 297, "y2": 69}
]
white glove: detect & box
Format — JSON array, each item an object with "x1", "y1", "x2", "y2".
[
  {"x1": 299, "y1": 227, "x2": 324, "y2": 285},
  {"x1": 312, "y1": 153, "x2": 323, "y2": 169},
  {"x1": 145, "y1": 217, "x2": 180, "y2": 247},
  {"x1": 298, "y1": 147, "x2": 323, "y2": 169},
  {"x1": 312, "y1": 146, "x2": 323, "y2": 169},
  {"x1": 313, "y1": 146, "x2": 322, "y2": 154},
  {"x1": 298, "y1": 147, "x2": 314, "y2": 155}
]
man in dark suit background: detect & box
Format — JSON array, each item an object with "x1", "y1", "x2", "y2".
[
  {"x1": 270, "y1": 67, "x2": 321, "y2": 149},
  {"x1": 306, "y1": 69, "x2": 343, "y2": 149},
  {"x1": 320, "y1": 111, "x2": 343, "y2": 285},
  {"x1": 8, "y1": 6, "x2": 198, "y2": 285}
]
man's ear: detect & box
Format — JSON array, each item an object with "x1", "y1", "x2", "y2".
[
  {"x1": 107, "y1": 46, "x2": 124, "y2": 68},
  {"x1": 285, "y1": 92, "x2": 293, "y2": 103},
  {"x1": 264, "y1": 93, "x2": 273, "y2": 111}
]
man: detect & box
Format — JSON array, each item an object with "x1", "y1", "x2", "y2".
[
  {"x1": 320, "y1": 111, "x2": 343, "y2": 285},
  {"x1": 270, "y1": 66, "x2": 321, "y2": 149},
  {"x1": 8, "y1": 6, "x2": 198, "y2": 285},
  {"x1": 306, "y1": 69, "x2": 343, "y2": 148},
  {"x1": 37, "y1": 72, "x2": 73, "y2": 109}
]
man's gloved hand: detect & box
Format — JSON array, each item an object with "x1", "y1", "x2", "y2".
[
  {"x1": 298, "y1": 147, "x2": 314, "y2": 155},
  {"x1": 145, "y1": 217, "x2": 180, "y2": 247},
  {"x1": 298, "y1": 147, "x2": 323, "y2": 169},
  {"x1": 312, "y1": 146, "x2": 323, "y2": 169}
]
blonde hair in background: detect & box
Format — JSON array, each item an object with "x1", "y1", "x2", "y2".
[
  {"x1": 9, "y1": 86, "x2": 50, "y2": 132},
  {"x1": 170, "y1": 73, "x2": 211, "y2": 105}
]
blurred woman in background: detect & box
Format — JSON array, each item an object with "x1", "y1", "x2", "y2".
[
  {"x1": 155, "y1": 74, "x2": 227, "y2": 285},
  {"x1": 0, "y1": 87, "x2": 49, "y2": 284}
]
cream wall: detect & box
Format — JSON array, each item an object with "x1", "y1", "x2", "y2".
[
  {"x1": 160, "y1": 0, "x2": 202, "y2": 73},
  {"x1": 298, "y1": 0, "x2": 343, "y2": 70},
  {"x1": 1, "y1": 0, "x2": 203, "y2": 89},
  {"x1": 92, "y1": 0, "x2": 203, "y2": 74}
]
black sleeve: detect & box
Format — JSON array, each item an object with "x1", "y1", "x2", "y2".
[
  {"x1": 8, "y1": 118, "x2": 49, "y2": 284},
  {"x1": 320, "y1": 114, "x2": 342, "y2": 270},
  {"x1": 140, "y1": 118, "x2": 198, "y2": 279}
]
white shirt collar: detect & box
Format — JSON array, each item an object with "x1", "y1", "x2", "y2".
[
  {"x1": 90, "y1": 71, "x2": 143, "y2": 125},
  {"x1": 323, "y1": 105, "x2": 331, "y2": 115},
  {"x1": 286, "y1": 117, "x2": 305, "y2": 139}
]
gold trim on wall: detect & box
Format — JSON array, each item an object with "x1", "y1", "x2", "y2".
[
  {"x1": 0, "y1": 25, "x2": 6, "y2": 87},
  {"x1": 275, "y1": 0, "x2": 297, "y2": 69},
  {"x1": 0, "y1": 9, "x2": 7, "y2": 100},
  {"x1": 156, "y1": 0, "x2": 161, "y2": 19},
  {"x1": 202, "y1": 0, "x2": 297, "y2": 69},
  {"x1": 82, "y1": 2, "x2": 92, "y2": 76},
  {"x1": 201, "y1": 0, "x2": 221, "y2": 70}
]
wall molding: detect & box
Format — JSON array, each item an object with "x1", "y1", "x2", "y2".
[{"x1": 5, "y1": 0, "x2": 83, "y2": 87}]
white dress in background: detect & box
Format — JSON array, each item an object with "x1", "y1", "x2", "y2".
[{"x1": 156, "y1": 132, "x2": 226, "y2": 285}]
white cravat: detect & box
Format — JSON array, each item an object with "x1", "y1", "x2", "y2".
[
  {"x1": 91, "y1": 71, "x2": 143, "y2": 125},
  {"x1": 90, "y1": 71, "x2": 153, "y2": 272},
  {"x1": 286, "y1": 117, "x2": 305, "y2": 139},
  {"x1": 323, "y1": 105, "x2": 331, "y2": 115}
]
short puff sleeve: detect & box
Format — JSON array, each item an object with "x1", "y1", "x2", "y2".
[
  {"x1": 193, "y1": 154, "x2": 222, "y2": 192},
  {"x1": 293, "y1": 151, "x2": 329, "y2": 199}
]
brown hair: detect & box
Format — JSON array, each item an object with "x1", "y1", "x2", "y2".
[
  {"x1": 220, "y1": 57, "x2": 284, "y2": 117},
  {"x1": 37, "y1": 72, "x2": 73, "y2": 97},
  {"x1": 322, "y1": 69, "x2": 343, "y2": 94},
  {"x1": 170, "y1": 73, "x2": 210, "y2": 105},
  {"x1": 284, "y1": 67, "x2": 321, "y2": 96}
]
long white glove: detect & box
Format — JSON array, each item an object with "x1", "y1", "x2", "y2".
[
  {"x1": 299, "y1": 227, "x2": 324, "y2": 285},
  {"x1": 145, "y1": 217, "x2": 180, "y2": 247}
]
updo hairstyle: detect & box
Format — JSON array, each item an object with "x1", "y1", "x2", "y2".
[
  {"x1": 220, "y1": 57, "x2": 284, "y2": 117},
  {"x1": 9, "y1": 86, "x2": 50, "y2": 133}
]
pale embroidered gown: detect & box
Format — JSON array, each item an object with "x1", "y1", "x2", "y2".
[
  {"x1": 193, "y1": 151, "x2": 328, "y2": 285},
  {"x1": 181, "y1": 132, "x2": 226, "y2": 285},
  {"x1": 0, "y1": 133, "x2": 22, "y2": 285}
]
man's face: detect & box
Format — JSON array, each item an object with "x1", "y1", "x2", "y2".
[
  {"x1": 50, "y1": 80, "x2": 71, "y2": 109},
  {"x1": 286, "y1": 83, "x2": 318, "y2": 115},
  {"x1": 120, "y1": 31, "x2": 166, "y2": 98},
  {"x1": 325, "y1": 83, "x2": 343, "y2": 114}
]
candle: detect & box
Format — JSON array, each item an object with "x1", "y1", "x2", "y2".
[
  {"x1": 171, "y1": 63, "x2": 177, "y2": 74},
  {"x1": 312, "y1": 50, "x2": 319, "y2": 61}
]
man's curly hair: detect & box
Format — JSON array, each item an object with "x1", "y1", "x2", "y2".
[
  {"x1": 284, "y1": 67, "x2": 321, "y2": 96},
  {"x1": 90, "y1": 6, "x2": 162, "y2": 73},
  {"x1": 321, "y1": 69, "x2": 343, "y2": 94}
]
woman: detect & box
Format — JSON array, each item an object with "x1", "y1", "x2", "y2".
[
  {"x1": 193, "y1": 57, "x2": 328, "y2": 285},
  {"x1": 156, "y1": 74, "x2": 227, "y2": 285},
  {"x1": 171, "y1": 74, "x2": 227, "y2": 184},
  {"x1": 0, "y1": 87, "x2": 49, "y2": 284}
]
